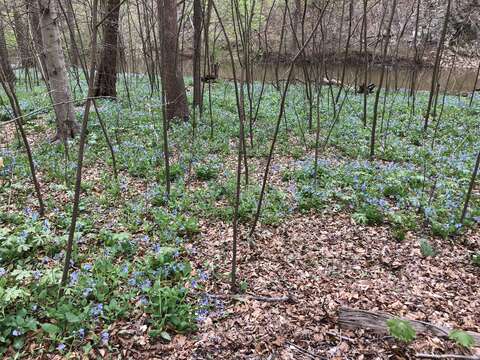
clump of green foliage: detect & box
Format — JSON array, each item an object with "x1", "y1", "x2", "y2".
[
  {"x1": 386, "y1": 318, "x2": 416, "y2": 343},
  {"x1": 448, "y1": 329, "x2": 475, "y2": 348}
]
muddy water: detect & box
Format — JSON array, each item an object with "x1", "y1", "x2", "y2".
[
  {"x1": 127, "y1": 57, "x2": 479, "y2": 93},
  {"x1": 211, "y1": 63, "x2": 479, "y2": 93}
]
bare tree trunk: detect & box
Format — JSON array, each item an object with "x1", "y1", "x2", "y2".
[
  {"x1": 13, "y1": 5, "x2": 35, "y2": 68},
  {"x1": 37, "y1": 0, "x2": 79, "y2": 140},
  {"x1": 424, "y1": 0, "x2": 451, "y2": 131},
  {"x1": 26, "y1": 0, "x2": 48, "y2": 80},
  {"x1": 370, "y1": 0, "x2": 397, "y2": 159},
  {"x1": 193, "y1": 0, "x2": 202, "y2": 111},
  {"x1": 0, "y1": 16, "x2": 16, "y2": 85},
  {"x1": 290, "y1": 0, "x2": 301, "y2": 54},
  {"x1": 62, "y1": 0, "x2": 79, "y2": 67},
  {"x1": 460, "y1": 150, "x2": 480, "y2": 224},
  {"x1": 94, "y1": 0, "x2": 121, "y2": 98},
  {"x1": 158, "y1": 0, "x2": 189, "y2": 122}
]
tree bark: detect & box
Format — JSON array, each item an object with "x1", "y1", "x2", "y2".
[
  {"x1": 37, "y1": 0, "x2": 79, "y2": 140},
  {"x1": 61, "y1": 0, "x2": 80, "y2": 68},
  {"x1": 0, "y1": 16, "x2": 16, "y2": 85},
  {"x1": 192, "y1": 0, "x2": 202, "y2": 111},
  {"x1": 94, "y1": 0, "x2": 121, "y2": 98},
  {"x1": 13, "y1": 5, "x2": 35, "y2": 68},
  {"x1": 26, "y1": 0, "x2": 48, "y2": 79},
  {"x1": 158, "y1": 0, "x2": 189, "y2": 122}
]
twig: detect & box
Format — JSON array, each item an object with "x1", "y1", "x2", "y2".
[
  {"x1": 326, "y1": 330, "x2": 355, "y2": 343},
  {"x1": 204, "y1": 293, "x2": 293, "y2": 303},
  {"x1": 415, "y1": 354, "x2": 480, "y2": 360},
  {"x1": 285, "y1": 341, "x2": 318, "y2": 359}
]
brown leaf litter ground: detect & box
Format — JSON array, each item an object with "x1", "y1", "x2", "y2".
[{"x1": 118, "y1": 212, "x2": 479, "y2": 359}]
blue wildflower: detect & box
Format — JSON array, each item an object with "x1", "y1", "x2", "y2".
[
  {"x1": 42, "y1": 219, "x2": 50, "y2": 232},
  {"x1": 100, "y1": 330, "x2": 109, "y2": 345},
  {"x1": 82, "y1": 263, "x2": 92, "y2": 271},
  {"x1": 141, "y1": 279, "x2": 152, "y2": 291},
  {"x1": 199, "y1": 271, "x2": 208, "y2": 281},
  {"x1": 78, "y1": 328, "x2": 85, "y2": 338},
  {"x1": 91, "y1": 303, "x2": 103, "y2": 317},
  {"x1": 195, "y1": 309, "x2": 209, "y2": 322},
  {"x1": 12, "y1": 329, "x2": 22, "y2": 336},
  {"x1": 140, "y1": 296, "x2": 148, "y2": 305},
  {"x1": 0, "y1": 268, "x2": 6, "y2": 277},
  {"x1": 153, "y1": 243, "x2": 161, "y2": 253},
  {"x1": 128, "y1": 278, "x2": 136, "y2": 286},
  {"x1": 70, "y1": 271, "x2": 80, "y2": 285},
  {"x1": 57, "y1": 343, "x2": 65, "y2": 351},
  {"x1": 33, "y1": 270, "x2": 42, "y2": 280},
  {"x1": 83, "y1": 287, "x2": 93, "y2": 298},
  {"x1": 191, "y1": 279, "x2": 198, "y2": 288}
]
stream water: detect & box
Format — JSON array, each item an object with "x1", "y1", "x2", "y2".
[{"x1": 211, "y1": 63, "x2": 480, "y2": 93}]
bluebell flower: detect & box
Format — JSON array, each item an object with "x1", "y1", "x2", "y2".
[
  {"x1": 78, "y1": 328, "x2": 85, "y2": 338},
  {"x1": 141, "y1": 279, "x2": 152, "y2": 291},
  {"x1": 31, "y1": 211, "x2": 39, "y2": 221},
  {"x1": 83, "y1": 287, "x2": 93, "y2": 298},
  {"x1": 195, "y1": 309, "x2": 208, "y2": 322},
  {"x1": 100, "y1": 330, "x2": 109, "y2": 345},
  {"x1": 152, "y1": 243, "x2": 161, "y2": 253},
  {"x1": 140, "y1": 296, "x2": 148, "y2": 305},
  {"x1": 142, "y1": 235, "x2": 150, "y2": 243},
  {"x1": 191, "y1": 279, "x2": 198, "y2": 288},
  {"x1": 12, "y1": 329, "x2": 22, "y2": 336},
  {"x1": 82, "y1": 263, "x2": 92, "y2": 271},
  {"x1": 57, "y1": 343, "x2": 65, "y2": 351},
  {"x1": 0, "y1": 268, "x2": 6, "y2": 277},
  {"x1": 33, "y1": 270, "x2": 42, "y2": 280},
  {"x1": 31, "y1": 304, "x2": 38, "y2": 312},
  {"x1": 199, "y1": 296, "x2": 209, "y2": 306},
  {"x1": 70, "y1": 271, "x2": 80, "y2": 285},
  {"x1": 91, "y1": 303, "x2": 103, "y2": 317},
  {"x1": 199, "y1": 271, "x2": 208, "y2": 281},
  {"x1": 121, "y1": 264, "x2": 129, "y2": 274},
  {"x1": 42, "y1": 219, "x2": 50, "y2": 232}
]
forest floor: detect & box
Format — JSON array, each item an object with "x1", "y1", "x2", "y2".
[{"x1": 1, "y1": 75, "x2": 480, "y2": 359}]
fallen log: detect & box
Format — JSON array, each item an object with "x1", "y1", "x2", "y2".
[
  {"x1": 338, "y1": 307, "x2": 480, "y2": 346},
  {"x1": 416, "y1": 354, "x2": 480, "y2": 360}
]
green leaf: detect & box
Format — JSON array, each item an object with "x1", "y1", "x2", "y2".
[
  {"x1": 12, "y1": 336, "x2": 24, "y2": 350},
  {"x1": 448, "y1": 330, "x2": 475, "y2": 349},
  {"x1": 386, "y1": 318, "x2": 416, "y2": 343},
  {"x1": 65, "y1": 312, "x2": 80, "y2": 323},
  {"x1": 160, "y1": 331, "x2": 171, "y2": 341},
  {"x1": 41, "y1": 323, "x2": 60, "y2": 335}
]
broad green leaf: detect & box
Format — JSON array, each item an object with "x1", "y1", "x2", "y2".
[
  {"x1": 41, "y1": 323, "x2": 60, "y2": 335},
  {"x1": 449, "y1": 330, "x2": 475, "y2": 349},
  {"x1": 66, "y1": 312, "x2": 81, "y2": 323},
  {"x1": 386, "y1": 318, "x2": 416, "y2": 343}
]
